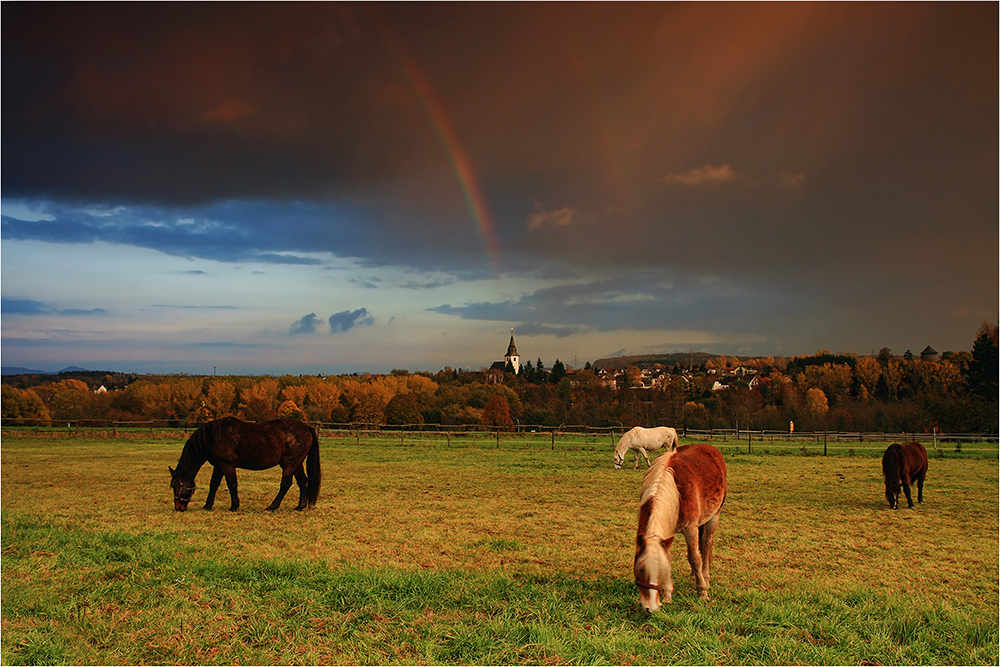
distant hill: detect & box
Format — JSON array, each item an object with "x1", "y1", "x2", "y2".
[
  {"x1": 1, "y1": 365, "x2": 93, "y2": 376},
  {"x1": 2, "y1": 366, "x2": 51, "y2": 376},
  {"x1": 592, "y1": 352, "x2": 719, "y2": 370}
]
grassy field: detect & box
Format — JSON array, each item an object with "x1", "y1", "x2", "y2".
[{"x1": 2, "y1": 432, "x2": 997, "y2": 665}]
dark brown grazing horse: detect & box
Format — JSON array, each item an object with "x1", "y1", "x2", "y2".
[
  {"x1": 633, "y1": 443, "x2": 727, "y2": 613},
  {"x1": 169, "y1": 417, "x2": 321, "y2": 512},
  {"x1": 881, "y1": 441, "x2": 928, "y2": 510}
]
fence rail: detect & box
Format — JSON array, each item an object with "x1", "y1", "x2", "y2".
[{"x1": 2, "y1": 419, "x2": 996, "y2": 455}]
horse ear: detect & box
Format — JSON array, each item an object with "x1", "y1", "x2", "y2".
[
  {"x1": 635, "y1": 534, "x2": 645, "y2": 550},
  {"x1": 168, "y1": 466, "x2": 175, "y2": 477}
]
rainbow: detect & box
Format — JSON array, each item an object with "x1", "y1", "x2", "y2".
[{"x1": 372, "y1": 12, "x2": 502, "y2": 272}]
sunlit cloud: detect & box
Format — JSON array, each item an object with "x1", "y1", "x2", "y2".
[
  {"x1": 527, "y1": 205, "x2": 575, "y2": 230},
  {"x1": 778, "y1": 171, "x2": 806, "y2": 189},
  {"x1": 662, "y1": 164, "x2": 736, "y2": 186}
]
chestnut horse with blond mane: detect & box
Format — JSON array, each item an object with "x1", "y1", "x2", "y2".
[
  {"x1": 613, "y1": 426, "x2": 679, "y2": 469},
  {"x1": 633, "y1": 443, "x2": 727, "y2": 613}
]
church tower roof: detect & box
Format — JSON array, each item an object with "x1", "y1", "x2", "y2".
[{"x1": 506, "y1": 329, "x2": 518, "y2": 357}]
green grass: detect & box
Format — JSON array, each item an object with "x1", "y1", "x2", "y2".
[{"x1": 2, "y1": 434, "x2": 997, "y2": 664}]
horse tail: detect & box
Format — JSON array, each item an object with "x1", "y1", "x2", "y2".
[
  {"x1": 665, "y1": 427, "x2": 679, "y2": 451},
  {"x1": 305, "y1": 426, "x2": 321, "y2": 508}
]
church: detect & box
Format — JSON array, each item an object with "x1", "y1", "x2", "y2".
[{"x1": 488, "y1": 329, "x2": 521, "y2": 375}]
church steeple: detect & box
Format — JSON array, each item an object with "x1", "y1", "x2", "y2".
[{"x1": 504, "y1": 329, "x2": 520, "y2": 374}]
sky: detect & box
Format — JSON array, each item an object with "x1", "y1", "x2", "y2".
[{"x1": 2, "y1": 2, "x2": 997, "y2": 376}]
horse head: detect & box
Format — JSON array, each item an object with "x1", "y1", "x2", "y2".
[
  {"x1": 882, "y1": 444, "x2": 903, "y2": 509},
  {"x1": 633, "y1": 533, "x2": 674, "y2": 612},
  {"x1": 884, "y1": 476, "x2": 902, "y2": 509},
  {"x1": 168, "y1": 466, "x2": 196, "y2": 511},
  {"x1": 613, "y1": 451, "x2": 624, "y2": 469}
]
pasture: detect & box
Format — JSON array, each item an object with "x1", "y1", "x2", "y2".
[{"x1": 2, "y1": 431, "x2": 997, "y2": 665}]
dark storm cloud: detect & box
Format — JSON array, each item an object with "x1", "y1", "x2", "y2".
[
  {"x1": 3, "y1": 3, "x2": 996, "y2": 278},
  {"x1": 328, "y1": 308, "x2": 375, "y2": 333},
  {"x1": 430, "y1": 272, "x2": 812, "y2": 335},
  {"x1": 514, "y1": 323, "x2": 581, "y2": 338},
  {"x1": 1, "y1": 2, "x2": 996, "y2": 361}
]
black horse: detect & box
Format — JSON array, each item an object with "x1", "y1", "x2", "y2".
[
  {"x1": 169, "y1": 417, "x2": 321, "y2": 512},
  {"x1": 881, "y1": 441, "x2": 928, "y2": 509}
]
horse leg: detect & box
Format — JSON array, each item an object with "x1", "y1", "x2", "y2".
[
  {"x1": 641, "y1": 449, "x2": 652, "y2": 468},
  {"x1": 219, "y1": 464, "x2": 240, "y2": 512},
  {"x1": 204, "y1": 466, "x2": 224, "y2": 510},
  {"x1": 633, "y1": 450, "x2": 641, "y2": 469},
  {"x1": 916, "y1": 470, "x2": 925, "y2": 504},
  {"x1": 292, "y1": 463, "x2": 308, "y2": 510},
  {"x1": 901, "y1": 474, "x2": 915, "y2": 508},
  {"x1": 266, "y1": 466, "x2": 295, "y2": 511},
  {"x1": 698, "y1": 515, "x2": 720, "y2": 592},
  {"x1": 682, "y1": 525, "x2": 710, "y2": 599}
]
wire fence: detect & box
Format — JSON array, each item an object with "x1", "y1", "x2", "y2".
[{"x1": 2, "y1": 419, "x2": 996, "y2": 456}]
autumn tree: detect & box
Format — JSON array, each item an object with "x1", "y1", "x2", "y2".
[
  {"x1": 204, "y1": 380, "x2": 236, "y2": 418},
  {"x1": 239, "y1": 379, "x2": 280, "y2": 421},
  {"x1": 343, "y1": 379, "x2": 394, "y2": 425},
  {"x1": 277, "y1": 399, "x2": 306, "y2": 421},
  {"x1": 49, "y1": 379, "x2": 92, "y2": 421},
  {"x1": 1, "y1": 385, "x2": 51, "y2": 424},
  {"x1": 481, "y1": 394, "x2": 514, "y2": 429},
  {"x1": 385, "y1": 392, "x2": 423, "y2": 425},
  {"x1": 803, "y1": 363, "x2": 853, "y2": 406},
  {"x1": 854, "y1": 356, "x2": 882, "y2": 395},
  {"x1": 805, "y1": 388, "x2": 829, "y2": 418},
  {"x1": 304, "y1": 379, "x2": 344, "y2": 422}
]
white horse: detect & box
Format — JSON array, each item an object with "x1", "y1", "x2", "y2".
[{"x1": 613, "y1": 426, "x2": 679, "y2": 469}]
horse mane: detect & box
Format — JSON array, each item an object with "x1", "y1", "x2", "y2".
[
  {"x1": 175, "y1": 422, "x2": 216, "y2": 474},
  {"x1": 638, "y1": 453, "x2": 680, "y2": 539}
]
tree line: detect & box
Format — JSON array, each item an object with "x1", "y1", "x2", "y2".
[{"x1": 3, "y1": 324, "x2": 996, "y2": 435}]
